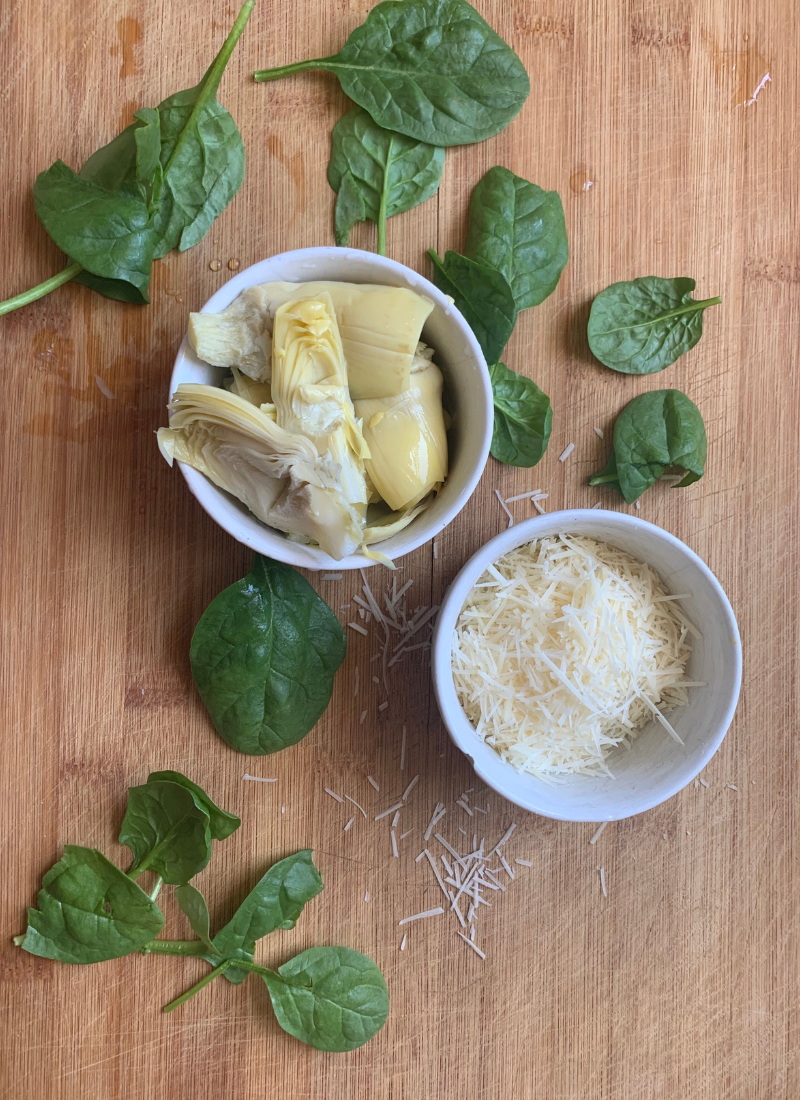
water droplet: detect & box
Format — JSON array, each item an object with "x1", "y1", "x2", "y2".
[
  {"x1": 569, "y1": 169, "x2": 596, "y2": 194},
  {"x1": 209, "y1": 259, "x2": 222, "y2": 271},
  {"x1": 228, "y1": 258, "x2": 240, "y2": 271}
]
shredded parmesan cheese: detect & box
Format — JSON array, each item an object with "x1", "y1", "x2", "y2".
[
  {"x1": 399, "y1": 907, "x2": 444, "y2": 925},
  {"x1": 242, "y1": 774, "x2": 277, "y2": 782},
  {"x1": 559, "y1": 443, "x2": 575, "y2": 462},
  {"x1": 452, "y1": 535, "x2": 697, "y2": 778}
]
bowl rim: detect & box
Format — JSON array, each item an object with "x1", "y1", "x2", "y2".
[
  {"x1": 168, "y1": 246, "x2": 493, "y2": 571},
  {"x1": 431, "y1": 509, "x2": 743, "y2": 821}
]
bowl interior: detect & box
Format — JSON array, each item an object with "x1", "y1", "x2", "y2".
[
  {"x1": 169, "y1": 247, "x2": 492, "y2": 570},
  {"x1": 433, "y1": 512, "x2": 742, "y2": 821}
]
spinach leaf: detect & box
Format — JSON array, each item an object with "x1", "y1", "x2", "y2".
[
  {"x1": 119, "y1": 780, "x2": 211, "y2": 885},
  {"x1": 328, "y1": 106, "x2": 444, "y2": 252},
  {"x1": 212, "y1": 850, "x2": 323, "y2": 982},
  {"x1": 427, "y1": 249, "x2": 517, "y2": 364},
  {"x1": 151, "y1": 0, "x2": 254, "y2": 258},
  {"x1": 190, "y1": 555, "x2": 347, "y2": 755},
  {"x1": 18, "y1": 846, "x2": 164, "y2": 964},
  {"x1": 588, "y1": 389, "x2": 707, "y2": 503},
  {"x1": 465, "y1": 166, "x2": 568, "y2": 311},
  {"x1": 334, "y1": 170, "x2": 367, "y2": 247},
  {"x1": 489, "y1": 361, "x2": 552, "y2": 467},
  {"x1": 261, "y1": 947, "x2": 389, "y2": 1052},
  {"x1": 32, "y1": 161, "x2": 156, "y2": 299},
  {"x1": 147, "y1": 770, "x2": 241, "y2": 840},
  {"x1": 0, "y1": 1, "x2": 253, "y2": 317},
  {"x1": 587, "y1": 276, "x2": 721, "y2": 374},
  {"x1": 254, "y1": 0, "x2": 530, "y2": 147},
  {"x1": 175, "y1": 884, "x2": 215, "y2": 952}
]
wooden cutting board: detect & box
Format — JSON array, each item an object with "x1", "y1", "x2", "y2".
[{"x1": 1, "y1": 1, "x2": 797, "y2": 1097}]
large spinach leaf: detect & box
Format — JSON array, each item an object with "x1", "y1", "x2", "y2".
[
  {"x1": 427, "y1": 249, "x2": 517, "y2": 364},
  {"x1": 255, "y1": 0, "x2": 530, "y2": 147},
  {"x1": 328, "y1": 106, "x2": 445, "y2": 253},
  {"x1": 0, "y1": 1, "x2": 253, "y2": 316},
  {"x1": 151, "y1": 0, "x2": 253, "y2": 258},
  {"x1": 465, "y1": 166, "x2": 568, "y2": 310},
  {"x1": 147, "y1": 770, "x2": 241, "y2": 840},
  {"x1": 19, "y1": 846, "x2": 164, "y2": 964},
  {"x1": 33, "y1": 161, "x2": 156, "y2": 299},
  {"x1": 212, "y1": 850, "x2": 323, "y2": 982},
  {"x1": 262, "y1": 947, "x2": 390, "y2": 1052},
  {"x1": 589, "y1": 389, "x2": 707, "y2": 503},
  {"x1": 119, "y1": 780, "x2": 212, "y2": 885},
  {"x1": 333, "y1": 171, "x2": 368, "y2": 248},
  {"x1": 489, "y1": 361, "x2": 552, "y2": 467},
  {"x1": 190, "y1": 555, "x2": 347, "y2": 755},
  {"x1": 587, "y1": 276, "x2": 721, "y2": 374}
]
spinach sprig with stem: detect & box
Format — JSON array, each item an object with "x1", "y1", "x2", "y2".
[
  {"x1": 15, "y1": 770, "x2": 389, "y2": 1052},
  {"x1": 0, "y1": 0, "x2": 255, "y2": 317},
  {"x1": 255, "y1": 0, "x2": 530, "y2": 147}
]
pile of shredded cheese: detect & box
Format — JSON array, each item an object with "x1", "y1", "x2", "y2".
[{"x1": 452, "y1": 535, "x2": 701, "y2": 779}]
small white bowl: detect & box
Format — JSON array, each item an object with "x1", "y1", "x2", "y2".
[
  {"x1": 432, "y1": 510, "x2": 742, "y2": 821},
  {"x1": 167, "y1": 247, "x2": 493, "y2": 570}
]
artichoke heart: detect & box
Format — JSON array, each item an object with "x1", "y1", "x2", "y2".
[
  {"x1": 189, "y1": 281, "x2": 433, "y2": 398},
  {"x1": 157, "y1": 384, "x2": 365, "y2": 560},
  {"x1": 354, "y1": 361, "x2": 448, "y2": 513},
  {"x1": 188, "y1": 286, "x2": 273, "y2": 381}
]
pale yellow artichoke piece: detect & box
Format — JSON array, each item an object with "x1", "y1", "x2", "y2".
[
  {"x1": 354, "y1": 362, "x2": 448, "y2": 513},
  {"x1": 226, "y1": 366, "x2": 274, "y2": 409},
  {"x1": 157, "y1": 383, "x2": 364, "y2": 560},
  {"x1": 188, "y1": 286, "x2": 273, "y2": 382},
  {"x1": 363, "y1": 496, "x2": 432, "y2": 544},
  {"x1": 272, "y1": 293, "x2": 369, "y2": 520}
]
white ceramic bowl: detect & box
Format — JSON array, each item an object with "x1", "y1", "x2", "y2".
[
  {"x1": 432, "y1": 510, "x2": 742, "y2": 821},
  {"x1": 168, "y1": 247, "x2": 493, "y2": 570}
]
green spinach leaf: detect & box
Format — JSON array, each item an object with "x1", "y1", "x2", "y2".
[
  {"x1": 254, "y1": 0, "x2": 530, "y2": 147},
  {"x1": 190, "y1": 555, "x2": 347, "y2": 755},
  {"x1": 18, "y1": 846, "x2": 164, "y2": 964},
  {"x1": 261, "y1": 946, "x2": 389, "y2": 1052},
  {"x1": 212, "y1": 850, "x2": 323, "y2": 982},
  {"x1": 588, "y1": 389, "x2": 707, "y2": 503},
  {"x1": 465, "y1": 166, "x2": 568, "y2": 310},
  {"x1": 151, "y1": 0, "x2": 254, "y2": 257},
  {"x1": 427, "y1": 249, "x2": 517, "y2": 364},
  {"x1": 328, "y1": 106, "x2": 444, "y2": 252},
  {"x1": 489, "y1": 361, "x2": 552, "y2": 467},
  {"x1": 175, "y1": 884, "x2": 215, "y2": 952},
  {"x1": 587, "y1": 276, "x2": 721, "y2": 374},
  {"x1": 119, "y1": 780, "x2": 211, "y2": 885},
  {"x1": 147, "y1": 770, "x2": 241, "y2": 840},
  {"x1": 33, "y1": 161, "x2": 156, "y2": 299}
]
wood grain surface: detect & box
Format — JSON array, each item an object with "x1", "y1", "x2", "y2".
[{"x1": 0, "y1": 0, "x2": 797, "y2": 1097}]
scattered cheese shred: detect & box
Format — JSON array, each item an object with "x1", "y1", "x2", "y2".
[
  {"x1": 344, "y1": 794, "x2": 368, "y2": 819},
  {"x1": 391, "y1": 830, "x2": 399, "y2": 858},
  {"x1": 242, "y1": 774, "x2": 277, "y2": 783},
  {"x1": 400, "y1": 934, "x2": 407, "y2": 951},
  {"x1": 452, "y1": 535, "x2": 696, "y2": 778},
  {"x1": 344, "y1": 816, "x2": 355, "y2": 832},
  {"x1": 95, "y1": 375, "x2": 115, "y2": 400},
  {"x1": 494, "y1": 489, "x2": 514, "y2": 528},
  {"x1": 324, "y1": 787, "x2": 344, "y2": 803},
  {"x1": 367, "y1": 775, "x2": 380, "y2": 792},
  {"x1": 348, "y1": 622, "x2": 368, "y2": 636},
  {"x1": 399, "y1": 907, "x2": 444, "y2": 925},
  {"x1": 457, "y1": 932, "x2": 486, "y2": 959},
  {"x1": 594, "y1": 427, "x2": 604, "y2": 439},
  {"x1": 402, "y1": 775, "x2": 419, "y2": 801},
  {"x1": 559, "y1": 443, "x2": 575, "y2": 462},
  {"x1": 375, "y1": 801, "x2": 404, "y2": 821},
  {"x1": 321, "y1": 572, "x2": 342, "y2": 581},
  {"x1": 589, "y1": 821, "x2": 608, "y2": 845},
  {"x1": 598, "y1": 866, "x2": 607, "y2": 897}
]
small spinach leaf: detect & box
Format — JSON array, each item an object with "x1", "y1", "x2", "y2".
[
  {"x1": 190, "y1": 555, "x2": 347, "y2": 755},
  {"x1": 427, "y1": 249, "x2": 517, "y2": 364},
  {"x1": 213, "y1": 849, "x2": 323, "y2": 983},
  {"x1": 587, "y1": 276, "x2": 721, "y2": 374},
  {"x1": 328, "y1": 106, "x2": 444, "y2": 252},
  {"x1": 255, "y1": 0, "x2": 530, "y2": 147},
  {"x1": 147, "y1": 770, "x2": 241, "y2": 840},
  {"x1": 175, "y1": 884, "x2": 215, "y2": 952},
  {"x1": 489, "y1": 361, "x2": 552, "y2": 467},
  {"x1": 19, "y1": 846, "x2": 164, "y2": 964},
  {"x1": 588, "y1": 389, "x2": 707, "y2": 503},
  {"x1": 32, "y1": 161, "x2": 156, "y2": 299},
  {"x1": 261, "y1": 946, "x2": 389, "y2": 1052},
  {"x1": 466, "y1": 166, "x2": 568, "y2": 311},
  {"x1": 119, "y1": 780, "x2": 211, "y2": 885}
]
